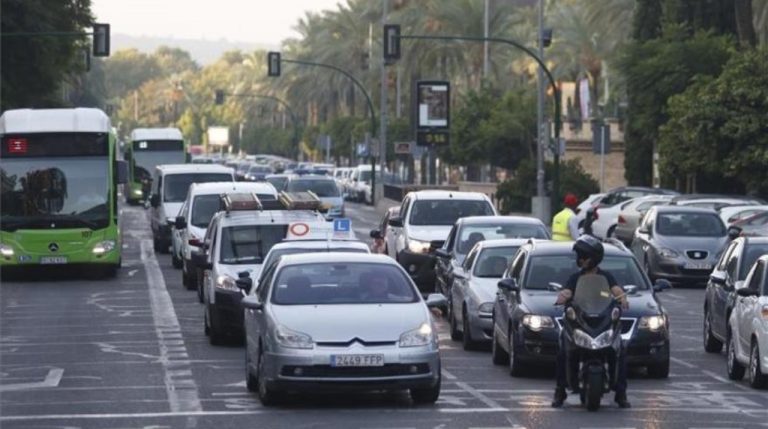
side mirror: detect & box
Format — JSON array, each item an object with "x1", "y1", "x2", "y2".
[
  {"x1": 497, "y1": 278, "x2": 520, "y2": 292},
  {"x1": 369, "y1": 229, "x2": 382, "y2": 239},
  {"x1": 653, "y1": 279, "x2": 672, "y2": 292},
  {"x1": 736, "y1": 288, "x2": 758, "y2": 298},
  {"x1": 191, "y1": 251, "x2": 211, "y2": 270},
  {"x1": 236, "y1": 272, "x2": 253, "y2": 293},
  {"x1": 434, "y1": 248, "x2": 450, "y2": 259},
  {"x1": 241, "y1": 295, "x2": 263, "y2": 310},
  {"x1": 425, "y1": 293, "x2": 448, "y2": 309},
  {"x1": 150, "y1": 194, "x2": 160, "y2": 208},
  {"x1": 727, "y1": 226, "x2": 742, "y2": 240},
  {"x1": 623, "y1": 285, "x2": 639, "y2": 295},
  {"x1": 388, "y1": 217, "x2": 403, "y2": 228},
  {"x1": 710, "y1": 271, "x2": 726, "y2": 285},
  {"x1": 430, "y1": 240, "x2": 445, "y2": 251},
  {"x1": 116, "y1": 160, "x2": 128, "y2": 184},
  {"x1": 175, "y1": 216, "x2": 187, "y2": 230},
  {"x1": 165, "y1": 217, "x2": 176, "y2": 226}
]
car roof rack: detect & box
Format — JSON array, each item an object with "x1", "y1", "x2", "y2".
[
  {"x1": 219, "y1": 191, "x2": 326, "y2": 214},
  {"x1": 220, "y1": 192, "x2": 262, "y2": 213}
]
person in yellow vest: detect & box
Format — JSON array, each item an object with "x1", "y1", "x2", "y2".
[{"x1": 551, "y1": 193, "x2": 580, "y2": 241}]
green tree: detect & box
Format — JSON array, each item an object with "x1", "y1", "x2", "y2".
[
  {"x1": 103, "y1": 49, "x2": 161, "y2": 98},
  {"x1": 1, "y1": 0, "x2": 94, "y2": 109}
]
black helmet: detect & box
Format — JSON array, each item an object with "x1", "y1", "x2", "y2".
[{"x1": 573, "y1": 235, "x2": 604, "y2": 268}]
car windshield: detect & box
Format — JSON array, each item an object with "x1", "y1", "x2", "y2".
[
  {"x1": 656, "y1": 212, "x2": 725, "y2": 237},
  {"x1": 286, "y1": 179, "x2": 340, "y2": 197},
  {"x1": 456, "y1": 223, "x2": 548, "y2": 254},
  {"x1": 474, "y1": 246, "x2": 519, "y2": 278},
  {"x1": 410, "y1": 200, "x2": 494, "y2": 226},
  {"x1": 272, "y1": 262, "x2": 418, "y2": 305},
  {"x1": 523, "y1": 255, "x2": 649, "y2": 290},
  {"x1": 163, "y1": 173, "x2": 232, "y2": 202},
  {"x1": 219, "y1": 224, "x2": 286, "y2": 264},
  {"x1": 190, "y1": 194, "x2": 220, "y2": 228},
  {"x1": 266, "y1": 176, "x2": 288, "y2": 191},
  {"x1": 740, "y1": 244, "x2": 768, "y2": 280},
  {"x1": 263, "y1": 246, "x2": 368, "y2": 272}
]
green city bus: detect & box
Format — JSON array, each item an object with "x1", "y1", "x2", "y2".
[
  {"x1": 0, "y1": 108, "x2": 126, "y2": 277},
  {"x1": 124, "y1": 128, "x2": 186, "y2": 205}
]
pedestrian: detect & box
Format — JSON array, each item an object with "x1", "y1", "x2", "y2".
[{"x1": 552, "y1": 193, "x2": 580, "y2": 241}]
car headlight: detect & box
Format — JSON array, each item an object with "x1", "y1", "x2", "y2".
[
  {"x1": 92, "y1": 240, "x2": 116, "y2": 255},
  {"x1": 133, "y1": 189, "x2": 143, "y2": 196},
  {"x1": 0, "y1": 243, "x2": 14, "y2": 258},
  {"x1": 639, "y1": 315, "x2": 666, "y2": 331},
  {"x1": 407, "y1": 239, "x2": 432, "y2": 254},
  {"x1": 478, "y1": 302, "x2": 494, "y2": 315},
  {"x1": 399, "y1": 323, "x2": 435, "y2": 348},
  {"x1": 522, "y1": 314, "x2": 555, "y2": 331},
  {"x1": 658, "y1": 247, "x2": 679, "y2": 258},
  {"x1": 274, "y1": 325, "x2": 314, "y2": 349},
  {"x1": 573, "y1": 328, "x2": 614, "y2": 350},
  {"x1": 215, "y1": 275, "x2": 238, "y2": 291}
]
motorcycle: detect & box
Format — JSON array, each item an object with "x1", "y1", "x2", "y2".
[{"x1": 558, "y1": 274, "x2": 626, "y2": 411}]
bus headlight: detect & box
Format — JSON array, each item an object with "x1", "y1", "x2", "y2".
[
  {"x1": 0, "y1": 244, "x2": 14, "y2": 258},
  {"x1": 133, "y1": 189, "x2": 143, "y2": 196},
  {"x1": 92, "y1": 240, "x2": 116, "y2": 255}
]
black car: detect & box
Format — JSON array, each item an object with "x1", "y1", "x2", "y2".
[
  {"x1": 491, "y1": 240, "x2": 671, "y2": 378},
  {"x1": 703, "y1": 236, "x2": 768, "y2": 353},
  {"x1": 434, "y1": 216, "x2": 550, "y2": 300}
]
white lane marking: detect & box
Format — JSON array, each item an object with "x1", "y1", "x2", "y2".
[
  {"x1": 141, "y1": 239, "x2": 202, "y2": 413},
  {"x1": 671, "y1": 356, "x2": 698, "y2": 369},
  {"x1": 441, "y1": 368, "x2": 458, "y2": 380},
  {"x1": 701, "y1": 370, "x2": 751, "y2": 392},
  {"x1": 0, "y1": 368, "x2": 63, "y2": 392},
  {"x1": 453, "y1": 380, "x2": 505, "y2": 410}
]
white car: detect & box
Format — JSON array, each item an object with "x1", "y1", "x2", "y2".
[
  {"x1": 726, "y1": 254, "x2": 768, "y2": 389},
  {"x1": 719, "y1": 205, "x2": 768, "y2": 227},
  {"x1": 385, "y1": 190, "x2": 497, "y2": 294},
  {"x1": 592, "y1": 195, "x2": 672, "y2": 240},
  {"x1": 171, "y1": 181, "x2": 278, "y2": 292},
  {"x1": 574, "y1": 193, "x2": 604, "y2": 231},
  {"x1": 198, "y1": 194, "x2": 330, "y2": 345}
]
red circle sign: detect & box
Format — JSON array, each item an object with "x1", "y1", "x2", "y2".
[{"x1": 289, "y1": 223, "x2": 310, "y2": 236}]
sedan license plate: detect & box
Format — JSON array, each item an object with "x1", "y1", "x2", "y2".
[
  {"x1": 40, "y1": 256, "x2": 68, "y2": 264},
  {"x1": 330, "y1": 354, "x2": 384, "y2": 367},
  {"x1": 684, "y1": 262, "x2": 711, "y2": 270}
]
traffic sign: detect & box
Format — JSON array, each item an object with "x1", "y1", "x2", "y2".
[
  {"x1": 394, "y1": 141, "x2": 412, "y2": 154},
  {"x1": 333, "y1": 218, "x2": 351, "y2": 233}
]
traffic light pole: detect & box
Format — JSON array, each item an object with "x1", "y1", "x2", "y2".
[
  {"x1": 219, "y1": 92, "x2": 301, "y2": 159},
  {"x1": 395, "y1": 33, "x2": 562, "y2": 210},
  {"x1": 280, "y1": 58, "x2": 379, "y2": 204}
]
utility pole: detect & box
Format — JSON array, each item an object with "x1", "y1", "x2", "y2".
[
  {"x1": 483, "y1": 0, "x2": 490, "y2": 78},
  {"x1": 378, "y1": 0, "x2": 389, "y2": 203},
  {"x1": 533, "y1": 0, "x2": 550, "y2": 223}
]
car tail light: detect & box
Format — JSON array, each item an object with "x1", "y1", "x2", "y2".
[
  {"x1": 618, "y1": 215, "x2": 626, "y2": 224},
  {"x1": 762, "y1": 305, "x2": 768, "y2": 320},
  {"x1": 188, "y1": 238, "x2": 202, "y2": 247}
]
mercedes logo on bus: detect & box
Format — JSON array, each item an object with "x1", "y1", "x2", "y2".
[{"x1": 48, "y1": 243, "x2": 59, "y2": 252}]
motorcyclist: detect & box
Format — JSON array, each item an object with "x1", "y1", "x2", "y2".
[{"x1": 552, "y1": 235, "x2": 631, "y2": 409}]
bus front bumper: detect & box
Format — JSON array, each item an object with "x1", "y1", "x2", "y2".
[{"x1": 0, "y1": 231, "x2": 120, "y2": 267}]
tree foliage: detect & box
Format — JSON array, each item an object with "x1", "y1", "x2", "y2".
[
  {"x1": 1, "y1": 0, "x2": 94, "y2": 109},
  {"x1": 659, "y1": 45, "x2": 768, "y2": 194}
]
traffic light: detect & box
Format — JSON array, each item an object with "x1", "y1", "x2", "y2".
[
  {"x1": 361, "y1": 52, "x2": 369, "y2": 71},
  {"x1": 215, "y1": 90, "x2": 225, "y2": 105},
  {"x1": 92, "y1": 23, "x2": 110, "y2": 57},
  {"x1": 383, "y1": 24, "x2": 401, "y2": 62},
  {"x1": 542, "y1": 28, "x2": 553, "y2": 48},
  {"x1": 267, "y1": 52, "x2": 281, "y2": 77}
]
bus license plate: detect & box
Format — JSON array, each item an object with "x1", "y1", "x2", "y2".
[
  {"x1": 40, "y1": 257, "x2": 68, "y2": 264},
  {"x1": 330, "y1": 354, "x2": 384, "y2": 367}
]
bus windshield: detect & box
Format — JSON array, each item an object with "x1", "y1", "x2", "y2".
[
  {"x1": 132, "y1": 140, "x2": 185, "y2": 182},
  {"x1": 1, "y1": 133, "x2": 110, "y2": 231}
]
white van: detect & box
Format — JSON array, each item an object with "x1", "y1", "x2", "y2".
[
  {"x1": 149, "y1": 164, "x2": 234, "y2": 253},
  {"x1": 171, "y1": 181, "x2": 278, "y2": 294}
]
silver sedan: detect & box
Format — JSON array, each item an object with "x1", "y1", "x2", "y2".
[
  {"x1": 450, "y1": 239, "x2": 527, "y2": 350},
  {"x1": 242, "y1": 253, "x2": 446, "y2": 405}
]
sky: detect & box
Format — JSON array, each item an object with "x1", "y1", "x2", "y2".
[{"x1": 92, "y1": 0, "x2": 345, "y2": 45}]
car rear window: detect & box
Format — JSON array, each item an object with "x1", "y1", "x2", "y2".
[
  {"x1": 474, "y1": 246, "x2": 519, "y2": 278},
  {"x1": 456, "y1": 223, "x2": 548, "y2": 254},
  {"x1": 524, "y1": 255, "x2": 649, "y2": 290},
  {"x1": 272, "y1": 263, "x2": 418, "y2": 305}
]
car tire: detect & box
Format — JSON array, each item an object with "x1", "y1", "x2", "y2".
[
  {"x1": 410, "y1": 371, "x2": 441, "y2": 404},
  {"x1": 462, "y1": 309, "x2": 477, "y2": 351},
  {"x1": 727, "y1": 329, "x2": 746, "y2": 380},
  {"x1": 172, "y1": 252, "x2": 183, "y2": 269},
  {"x1": 153, "y1": 236, "x2": 163, "y2": 253},
  {"x1": 245, "y1": 348, "x2": 258, "y2": 392},
  {"x1": 207, "y1": 304, "x2": 225, "y2": 346},
  {"x1": 257, "y1": 348, "x2": 281, "y2": 406},
  {"x1": 748, "y1": 340, "x2": 768, "y2": 389},
  {"x1": 647, "y1": 359, "x2": 670, "y2": 379},
  {"x1": 508, "y1": 329, "x2": 525, "y2": 377},
  {"x1": 491, "y1": 328, "x2": 509, "y2": 366},
  {"x1": 449, "y1": 308, "x2": 462, "y2": 341},
  {"x1": 196, "y1": 271, "x2": 205, "y2": 303},
  {"x1": 703, "y1": 308, "x2": 724, "y2": 353}
]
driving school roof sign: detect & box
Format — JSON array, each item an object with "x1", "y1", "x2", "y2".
[{"x1": 286, "y1": 219, "x2": 355, "y2": 240}]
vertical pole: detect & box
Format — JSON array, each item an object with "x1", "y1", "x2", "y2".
[
  {"x1": 600, "y1": 125, "x2": 605, "y2": 192},
  {"x1": 483, "y1": 0, "x2": 490, "y2": 79},
  {"x1": 396, "y1": 65, "x2": 402, "y2": 118},
  {"x1": 378, "y1": 0, "x2": 389, "y2": 203},
  {"x1": 536, "y1": 0, "x2": 545, "y2": 200}
]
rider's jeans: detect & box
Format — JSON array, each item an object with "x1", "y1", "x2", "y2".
[{"x1": 555, "y1": 332, "x2": 628, "y2": 394}]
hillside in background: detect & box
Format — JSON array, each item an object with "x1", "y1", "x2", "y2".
[{"x1": 112, "y1": 33, "x2": 275, "y2": 64}]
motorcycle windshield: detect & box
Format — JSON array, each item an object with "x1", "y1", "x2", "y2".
[{"x1": 572, "y1": 274, "x2": 613, "y2": 316}]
